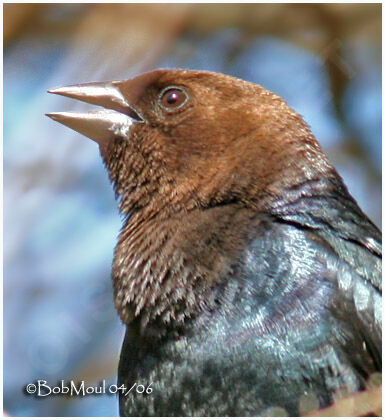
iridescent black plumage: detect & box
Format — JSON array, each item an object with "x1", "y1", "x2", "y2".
[{"x1": 118, "y1": 180, "x2": 381, "y2": 416}]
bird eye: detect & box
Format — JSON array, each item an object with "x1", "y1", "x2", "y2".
[{"x1": 159, "y1": 87, "x2": 189, "y2": 110}]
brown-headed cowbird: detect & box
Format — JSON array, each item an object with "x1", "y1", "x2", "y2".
[{"x1": 47, "y1": 69, "x2": 381, "y2": 416}]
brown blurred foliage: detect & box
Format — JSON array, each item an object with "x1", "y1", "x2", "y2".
[{"x1": 4, "y1": 3, "x2": 380, "y2": 117}]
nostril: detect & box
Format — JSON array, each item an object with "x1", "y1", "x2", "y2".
[{"x1": 125, "y1": 107, "x2": 144, "y2": 122}]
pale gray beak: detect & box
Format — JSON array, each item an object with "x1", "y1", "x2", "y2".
[{"x1": 46, "y1": 81, "x2": 144, "y2": 154}]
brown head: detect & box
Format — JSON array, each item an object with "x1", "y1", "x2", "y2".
[
  {"x1": 47, "y1": 69, "x2": 334, "y2": 221},
  {"x1": 47, "y1": 69, "x2": 337, "y2": 330}
]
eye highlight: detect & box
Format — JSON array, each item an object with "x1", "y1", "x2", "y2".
[{"x1": 159, "y1": 86, "x2": 189, "y2": 110}]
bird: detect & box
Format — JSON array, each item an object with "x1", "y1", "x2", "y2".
[{"x1": 47, "y1": 69, "x2": 381, "y2": 416}]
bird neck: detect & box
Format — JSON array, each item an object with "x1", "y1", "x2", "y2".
[
  {"x1": 267, "y1": 168, "x2": 364, "y2": 231},
  {"x1": 267, "y1": 170, "x2": 381, "y2": 275},
  {"x1": 112, "y1": 158, "x2": 380, "y2": 337},
  {"x1": 112, "y1": 204, "x2": 258, "y2": 336}
]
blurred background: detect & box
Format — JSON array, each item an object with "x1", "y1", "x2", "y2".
[{"x1": 4, "y1": 3, "x2": 381, "y2": 416}]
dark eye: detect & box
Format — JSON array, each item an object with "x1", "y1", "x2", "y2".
[{"x1": 159, "y1": 87, "x2": 189, "y2": 110}]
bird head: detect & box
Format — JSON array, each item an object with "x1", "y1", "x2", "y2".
[{"x1": 48, "y1": 69, "x2": 331, "y2": 220}]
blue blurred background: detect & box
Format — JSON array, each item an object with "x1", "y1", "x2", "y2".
[{"x1": 4, "y1": 3, "x2": 381, "y2": 416}]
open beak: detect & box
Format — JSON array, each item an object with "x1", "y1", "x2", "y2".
[{"x1": 46, "y1": 81, "x2": 145, "y2": 154}]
